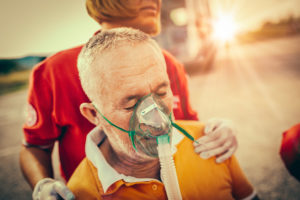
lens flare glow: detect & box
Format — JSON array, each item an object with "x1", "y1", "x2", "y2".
[{"x1": 213, "y1": 15, "x2": 237, "y2": 41}]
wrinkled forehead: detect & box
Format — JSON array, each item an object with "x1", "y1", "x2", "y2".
[
  {"x1": 95, "y1": 41, "x2": 166, "y2": 81},
  {"x1": 92, "y1": 42, "x2": 168, "y2": 105},
  {"x1": 107, "y1": 40, "x2": 164, "y2": 65}
]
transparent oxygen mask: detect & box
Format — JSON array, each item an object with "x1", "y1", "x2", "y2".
[
  {"x1": 129, "y1": 93, "x2": 173, "y2": 157},
  {"x1": 93, "y1": 93, "x2": 197, "y2": 157}
]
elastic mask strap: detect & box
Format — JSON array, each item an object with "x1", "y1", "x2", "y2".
[
  {"x1": 169, "y1": 115, "x2": 198, "y2": 143},
  {"x1": 92, "y1": 103, "x2": 138, "y2": 151},
  {"x1": 92, "y1": 103, "x2": 131, "y2": 134}
]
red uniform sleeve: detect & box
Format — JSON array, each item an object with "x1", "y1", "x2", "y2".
[
  {"x1": 22, "y1": 60, "x2": 62, "y2": 147},
  {"x1": 162, "y1": 50, "x2": 198, "y2": 120},
  {"x1": 176, "y1": 65, "x2": 198, "y2": 120}
]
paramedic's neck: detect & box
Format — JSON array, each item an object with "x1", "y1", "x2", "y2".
[
  {"x1": 101, "y1": 22, "x2": 121, "y2": 30},
  {"x1": 100, "y1": 138, "x2": 161, "y2": 180},
  {"x1": 101, "y1": 20, "x2": 136, "y2": 31}
]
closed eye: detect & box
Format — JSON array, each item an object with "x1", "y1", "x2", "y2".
[
  {"x1": 156, "y1": 92, "x2": 167, "y2": 97},
  {"x1": 125, "y1": 104, "x2": 137, "y2": 111}
]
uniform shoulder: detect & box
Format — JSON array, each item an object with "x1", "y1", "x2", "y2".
[
  {"x1": 161, "y1": 49, "x2": 186, "y2": 75},
  {"x1": 42, "y1": 45, "x2": 83, "y2": 67},
  {"x1": 31, "y1": 45, "x2": 83, "y2": 78},
  {"x1": 49, "y1": 45, "x2": 83, "y2": 59},
  {"x1": 162, "y1": 49, "x2": 181, "y2": 64}
]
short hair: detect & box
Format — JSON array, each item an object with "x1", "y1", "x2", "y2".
[
  {"x1": 86, "y1": 0, "x2": 138, "y2": 24},
  {"x1": 77, "y1": 27, "x2": 161, "y2": 105}
]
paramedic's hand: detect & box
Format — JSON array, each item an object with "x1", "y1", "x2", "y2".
[
  {"x1": 193, "y1": 119, "x2": 238, "y2": 163},
  {"x1": 32, "y1": 178, "x2": 75, "y2": 200}
]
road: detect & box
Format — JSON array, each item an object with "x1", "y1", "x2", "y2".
[{"x1": 0, "y1": 35, "x2": 300, "y2": 199}]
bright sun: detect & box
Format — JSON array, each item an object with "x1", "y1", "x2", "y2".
[{"x1": 213, "y1": 15, "x2": 237, "y2": 42}]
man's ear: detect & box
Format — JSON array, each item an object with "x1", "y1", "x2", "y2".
[{"x1": 80, "y1": 103, "x2": 99, "y2": 125}]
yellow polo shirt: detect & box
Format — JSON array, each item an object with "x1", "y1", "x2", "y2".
[{"x1": 67, "y1": 120, "x2": 255, "y2": 199}]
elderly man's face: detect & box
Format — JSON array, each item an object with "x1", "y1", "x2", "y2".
[{"x1": 94, "y1": 42, "x2": 172, "y2": 161}]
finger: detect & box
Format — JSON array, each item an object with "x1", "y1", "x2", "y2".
[
  {"x1": 204, "y1": 119, "x2": 223, "y2": 135},
  {"x1": 202, "y1": 140, "x2": 234, "y2": 159},
  {"x1": 194, "y1": 134, "x2": 228, "y2": 153},
  {"x1": 215, "y1": 147, "x2": 237, "y2": 163},
  {"x1": 194, "y1": 134, "x2": 218, "y2": 146},
  {"x1": 195, "y1": 126, "x2": 230, "y2": 149},
  {"x1": 53, "y1": 182, "x2": 75, "y2": 200},
  {"x1": 197, "y1": 124, "x2": 230, "y2": 145},
  {"x1": 200, "y1": 123, "x2": 232, "y2": 144},
  {"x1": 195, "y1": 135, "x2": 230, "y2": 155},
  {"x1": 212, "y1": 123, "x2": 232, "y2": 136}
]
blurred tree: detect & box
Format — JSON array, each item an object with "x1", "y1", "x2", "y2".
[
  {"x1": 0, "y1": 60, "x2": 20, "y2": 74},
  {"x1": 0, "y1": 56, "x2": 46, "y2": 74}
]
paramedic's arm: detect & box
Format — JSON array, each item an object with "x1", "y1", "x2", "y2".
[
  {"x1": 20, "y1": 145, "x2": 53, "y2": 189},
  {"x1": 20, "y1": 146, "x2": 75, "y2": 200},
  {"x1": 22, "y1": 63, "x2": 75, "y2": 199}
]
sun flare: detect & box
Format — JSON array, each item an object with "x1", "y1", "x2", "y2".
[{"x1": 213, "y1": 15, "x2": 238, "y2": 42}]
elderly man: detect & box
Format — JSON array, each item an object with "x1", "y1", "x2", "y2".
[{"x1": 66, "y1": 28, "x2": 258, "y2": 200}]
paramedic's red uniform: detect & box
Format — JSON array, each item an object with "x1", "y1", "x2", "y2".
[
  {"x1": 280, "y1": 123, "x2": 300, "y2": 181},
  {"x1": 23, "y1": 45, "x2": 198, "y2": 180}
]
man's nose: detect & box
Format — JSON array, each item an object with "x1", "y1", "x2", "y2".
[{"x1": 143, "y1": 108, "x2": 170, "y2": 136}]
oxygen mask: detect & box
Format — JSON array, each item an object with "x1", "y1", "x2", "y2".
[
  {"x1": 129, "y1": 93, "x2": 172, "y2": 157},
  {"x1": 93, "y1": 93, "x2": 197, "y2": 157}
]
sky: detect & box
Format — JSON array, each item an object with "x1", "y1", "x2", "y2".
[
  {"x1": 0, "y1": 0, "x2": 300, "y2": 58},
  {"x1": 0, "y1": 0, "x2": 99, "y2": 58}
]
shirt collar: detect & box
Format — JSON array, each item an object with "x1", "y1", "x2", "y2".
[{"x1": 85, "y1": 126, "x2": 184, "y2": 193}]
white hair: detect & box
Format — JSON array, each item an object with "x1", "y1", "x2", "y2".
[
  {"x1": 77, "y1": 28, "x2": 163, "y2": 104},
  {"x1": 77, "y1": 27, "x2": 162, "y2": 104}
]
